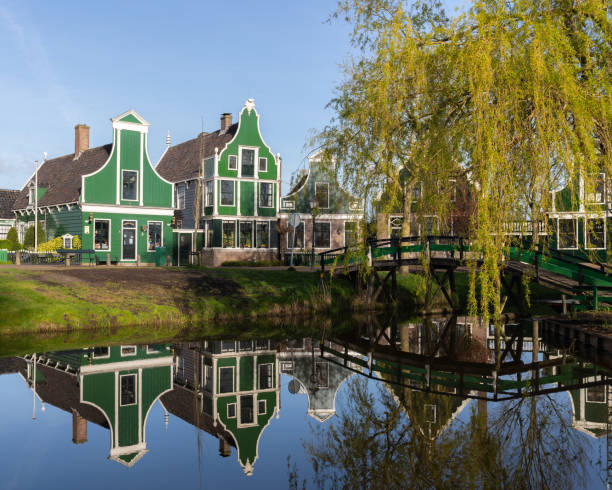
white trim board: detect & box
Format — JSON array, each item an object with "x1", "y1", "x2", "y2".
[{"x1": 82, "y1": 204, "x2": 174, "y2": 216}]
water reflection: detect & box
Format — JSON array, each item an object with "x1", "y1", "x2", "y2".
[{"x1": 1, "y1": 315, "x2": 610, "y2": 487}]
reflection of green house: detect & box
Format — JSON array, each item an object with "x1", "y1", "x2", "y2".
[
  {"x1": 170, "y1": 340, "x2": 280, "y2": 474},
  {"x1": 22, "y1": 344, "x2": 173, "y2": 467},
  {"x1": 568, "y1": 383, "x2": 609, "y2": 438}
]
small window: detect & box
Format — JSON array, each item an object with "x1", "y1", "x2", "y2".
[
  {"x1": 147, "y1": 222, "x2": 162, "y2": 251},
  {"x1": 259, "y1": 183, "x2": 273, "y2": 208},
  {"x1": 259, "y1": 363, "x2": 273, "y2": 389},
  {"x1": 412, "y1": 183, "x2": 422, "y2": 202},
  {"x1": 281, "y1": 199, "x2": 295, "y2": 210},
  {"x1": 241, "y1": 148, "x2": 255, "y2": 177},
  {"x1": 227, "y1": 403, "x2": 236, "y2": 418},
  {"x1": 424, "y1": 404, "x2": 437, "y2": 422},
  {"x1": 228, "y1": 155, "x2": 237, "y2": 170},
  {"x1": 586, "y1": 218, "x2": 605, "y2": 249},
  {"x1": 239, "y1": 340, "x2": 253, "y2": 351},
  {"x1": 94, "y1": 220, "x2": 110, "y2": 250},
  {"x1": 344, "y1": 222, "x2": 358, "y2": 247},
  {"x1": 92, "y1": 346, "x2": 109, "y2": 359},
  {"x1": 239, "y1": 221, "x2": 253, "y2": 248},
  {"x1": 287, "y1": 222, "x2": 305, "y2": 249},
  {"x1": 255, "y1": 340, "x2": 269, "y2": 350},
  {"x1": 62, "y1": 234, "x2": 73, "y2": 249},
  {"x1": 146, "y1": 345, "x2": 161, "y2": 354},
  {"x1": 256, "y1": 222, "x2": 269, "y2": 248},
  {"x1": 259, "y1": 157, "x2": 267, "y2": 172},
  {"x1": 204, "y1": 364, "x2": 213, "y2": 392},
  {"x1": 122, "y1": 170, "x2": 138, "y2": 201},
  {"x1": 221, "y1": 341, "x2": 235, "y2": 352},
  {"x1": 258, "y1": 399, "x2": 267, "y2": 415},
  {"x1": 240, "y1": 395, "x2": 254, "y2": 424},
  {"x1": 121, "y1": 345, "x2": 137, "y2": 356},
  {"x1": 315, "y1": 182, "x2": 329, "y2": 209},
  {"x1": 28, "y1": 185, "x2": 35, "y2": 206},
  {"x1": 219, "y1": 366, "x2": 234, "y2": 393},
  {"x1": 558, "y1": 218, "x2": 577, "y2": 249},
  {"x1": 586, "y1": 385, "x2": 605, "y2": 403},
  {"x1": 176, "y1": 183, "x2": 186, "y2": 209},
  {"x1": 222, "y1": 221, "x2": 236, "y2": 248},
  {"x1": 587, "y1": 173, "x2": 605, "y2": 204},
  {"x1": 220, "y1": 180, "x2": 235, "y2": 206},
  {"x1": 205, "y1": 181, "x2": 214, "y2": 207},
  {"x1": 314, "y1": 222, "x2": 331, "y2": 248},
  {"x1": 120, "y1": 375, "x2": 136, "y2": 406}
]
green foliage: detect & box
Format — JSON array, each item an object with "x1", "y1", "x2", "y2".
[
  {"x1": 5, "y1": 227, "x2": 20, "y2": 250},
  {"x1": 23, "y1": 222, "x2": 46, "y2": 250}
]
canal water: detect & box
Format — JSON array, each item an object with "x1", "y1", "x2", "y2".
[{"x1": 0, "y1": 316, "x2": 609, "y2": 489}]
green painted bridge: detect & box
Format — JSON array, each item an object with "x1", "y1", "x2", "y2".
[{"x1": 319, "y1": 236, "x2": 612, "y2": 310}]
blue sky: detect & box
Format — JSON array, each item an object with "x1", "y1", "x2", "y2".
[{"x1": 0, "y1": 0, "x2": 466, "y2": 193}]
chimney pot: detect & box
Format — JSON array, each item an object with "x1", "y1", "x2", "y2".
[
  {"x1": 220, "y1": 113, "x2": 232, "y2": 131},
  {"x1": 74, "y1": 124, "x2": 90, "y2": 158}
]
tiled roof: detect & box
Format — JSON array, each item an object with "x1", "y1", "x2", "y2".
[
  {"x1": 12, "y1": 144, "x2": 112, "y2": 210},
  {"x1": 156, "y1": 124, "x2": 238, "y2": 183},
  {"x1": 0, "y1": 189, "x2": 19, "y2": 218}
]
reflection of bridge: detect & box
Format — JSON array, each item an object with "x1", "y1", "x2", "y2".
[{"x1": 319, "y1": 236, "x2": 612, "y2": 310}]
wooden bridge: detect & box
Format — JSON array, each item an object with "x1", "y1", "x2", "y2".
[{"x1": 318, "y1": 236, "x2": 612, "y2": 311}]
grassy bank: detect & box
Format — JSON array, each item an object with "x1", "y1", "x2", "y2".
[{"x1": 0, "y1": 267, "x2": 373, "y2": 334}]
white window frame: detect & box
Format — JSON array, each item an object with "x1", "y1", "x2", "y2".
[
  {"x1": 314, "y1": 221, "x2": 332, "y2": 249},
  {"x1": 258, "y1": 399, "x2": 267, "y2": 415},
  {"x1": 584, "y1": 217, "x2": 606, "y2": 250},
  {"x1": 227, "y1": 402, "x2": 237, "y2": 418},
  {"x1": 222, "y1": 220, "x2": 236, "y2": 248},
  {"x1": 557, "y1": 217, "x2": 578, "y2": 250},
  {"x1": 315, "y1": 182, "x2": 330, "y2": 209},
  {"x1": 121, "y1": 345, "x2": 137, "y2": 357},
  {"x1": 586, "y1": 384, "x2": 606, "y2": 403},
  {"x1": 255, "y1": 220, "x2": 271, "y2": 249},
  {"x1": 121, "y1": 170, "x2": 139, "y2": 202},
  {"x1": 146, "y1": 345, "x2": 159, "y2": 354},
  {"x1": 287, "y1": 222, "x2": 305, "y2": 250},
  {"x1": 239, "y1": 220, "x2": 253, "y2": 248},
  {"x1": 62, "y1": 234, "x2": 73, "y2": 249},
  {"x1": 147, "y1": 221, "x2": 163, "y2": 252},
  {"x1": 281, "y1": 199, "x2": 295, "y2": 210},
  {"x1": 205, "y1": 180, "x2": 214, "y2": 207},
  {"x1": 176, "y1": 182, "x2": 186, "y2": 209},
  {"x1": 228, "y1": 155, "x2": 238, "y2": 171},
  {"x1": 220, "y1": 180, "x2": 235, "y2": 207},
  {"x1": 218, "y1": 366, "x2": 235, "y2": 394},
  {"x1": 258, "y1": 363, "x2": 274, "y2": 390},
  {"x1": 92, "y1": 346, "x2": 110, "y2": 359},
  {"x1": 258, "y1": 156, "x2": 267, "y2": 173},
  {"x1": 238, "y1": 394, "x2": 257, "y2": 428},
  {"x1": 238, "y1": 146, "x2": 259, "y2": 178},
  {"x1": 94, "y1": 219, "x2": 111, "y2": 252},
  {"x1": 587, "y1": 172, "x2": 606, "y2": 204},
  {"x1": 119, "y1": 374, "x2": 137, "y2": 407},
  {"x1": 259, "y1": 182, "x2": 274, "y2": 208},
  {"x1": 121, "y1": 219, "x2": 138, "y2": 261}
]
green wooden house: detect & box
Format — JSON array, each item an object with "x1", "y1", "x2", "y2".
[
  {"x1": 12, "y1": 111, "x2": 175, "y2": 263},
  {"x1": 157, "y1": 99, "x2": 282, "y2": 266},
  {"x1": 169, "y1": 339, "x2": 280, "y2": 474},
  {"x1": 21, "y1": 344, "x2": 173, "y2": 467},
  {"x1": 549, "y1": 173, "x2": 610, "y2": 259}
]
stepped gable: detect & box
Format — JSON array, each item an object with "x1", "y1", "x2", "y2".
[
  {"x1": 156, "y1": 124, "x2": 238, "y2": 183},
  {"x1": 0, "y1": 189, "x2": 19, "y2": 218},
  {"x1": 12, "y1": 145, "x2": 112, "y2": 210}
]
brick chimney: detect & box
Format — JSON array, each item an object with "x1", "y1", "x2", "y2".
[
  {"x1": 220, "y1": 113, "x2": 232, "y2": 131},
  {"x1": 72, "y1": 410, "x2": 87, "y2": 444},
  {"x1": 74, "y1": 124, "x2": 90, "y2": 158}
]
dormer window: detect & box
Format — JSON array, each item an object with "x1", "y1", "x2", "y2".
[
  {"x1": 28, "y1": 185, "x2": 35, "y2": 206},
  {"x1": 122, "y1": 170, "x2": 138, "y2": 201}
]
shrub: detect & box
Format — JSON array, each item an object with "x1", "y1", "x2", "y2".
[
  {"x1": 23, "y1": 223, "x2": 46, "y2": 250},
  {"x1": 6, "y1": 227, "x2": 19, "y2": 249},
  {"x1": 38, "y1": 234, "x2": 83, "y2": 252}
]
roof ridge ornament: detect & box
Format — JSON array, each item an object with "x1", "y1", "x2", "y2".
[
  {"x1": 166, "y1": 130, "x2": 171, "y2": 148},
  {"x1": 244, "y1": 98, "x2": 255, "y2": 113}
]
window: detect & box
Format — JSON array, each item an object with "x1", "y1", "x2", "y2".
[
  {"x1": 259, "y1": 183, "x2": 273, "y2": 208},
  {"x1": 92, "y1": 346, "x2": 109, "y2": 359},
  {"x1": 205, "y1": 181, "x2": 214, "y2": 207},
  {"x1": 122, "y1": 170, "x2": 138, "y2": 201},
  {"x1": 228, "y1": 155, "x2": 237, "y2": 170},
  {"x1": 258, "y1": 399, "x2": 267, "y2": 415},
  {"x1": 220, "y1": 180, "x2": 234, "y2": 206},
  {"x1": 176, "y1": 183, "x2": 186, "y2": 209},
  {"x1": 62, "y1": 234, "x2": 73, "y2": 249},
  {"x1": 120, "y1": 375, "x2": 136, "y2": 406},
  {"x1": 314, "y1": 362, "x2": 329, "y2": 388},
  {"x1": 586, "y1": 218, "x2": 605, "y2": 249},
  {"x1": 422, "y1": 216, "x2": 439, "y2": 236},
  {"x1": 344, "y1": 222, "x2": 358, "y2": 247},
  {"x1": 240, "y1": 395, "x2": 254, "y2": 424},
  {"x1": 314, "y1": 222, "x2": 331, "y2": 248},
  {"x1": 239, "y1": 340, "x2": 253, "y2": 351},
  {"x1": 558, "y1": 218, "x2": 577, "y2": 249},
  {"x1": 241, "y1": 148, "x2": 255, "y2": 177},
  {"x1": 287, "y1": 222, "x2": 305, "y2": 249},
  {"x1": 412, "y1": 183, "x2": 422, "y2": 201},
  {"x1": 586, "y1": 385, "x2": 605, "y2": 403},
  {"x1": 219, "y1": 367, "x2": 234, "y2": 393},
  {"x1": 255, "y1": 340, "x2": 269, "y2": 350},
  {"x1": 315, "y1": 182, "x2": 329, "y2": 209},
  {"x1": 389, "y1": 216, "x2": 403, "y2": 238},
  {"x1": 259, "y1": 363, "x2": 273, "y2": 389},
  {"x1": 222, "y1": 221, "x2": 236, "y2": 248},
  {"x1": 121, "y1": 345, "x2": 137, "y2": 356},
  {"x1": 204, "y1": 364, "x2": 213, "y2": 392},
  {"x1": 221, "y1": 341, "x2": 235, "y2": 352},
  {"x1": 94, "y1": 220, "x2": 110, "y2": 250},
  {"x1": 281, "y1": 199, "x2": 295, "y2": 210},
  {"x1": 205, "y1": 221, "x2": 213, "y2": 248},
  {"x1": 587, "y1": 173, "x2": 605, "y2": 204},
  {"x1": 256, "y1": 222, "x2": 269, "y2": 248},
  {"x1": 146, "y1": 344, "x2": 162, "y2": 354},
  {"x1": 239, "y1": 221, "x2": 253, "y2": 248},
  {"x1": 147, "y1": 222, "x2": 162, "y2": 251},
  {"x1": 28, "y1": 185, "x2": 35, "y2": 206},
  {"x1": 227, "y1": 403, "x2": 236, "y2": 418},
  {"x1": 259, "y1": 157, "x2": 267, "y2": 172}
]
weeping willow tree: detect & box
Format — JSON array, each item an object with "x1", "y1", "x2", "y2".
[{"x1": 318, "y1": 0, "x2": 611, "y2": 320}]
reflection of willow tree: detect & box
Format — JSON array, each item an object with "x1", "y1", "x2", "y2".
[{"x1": 294, "y1": 378, "x2": 590, "y2": 489}]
